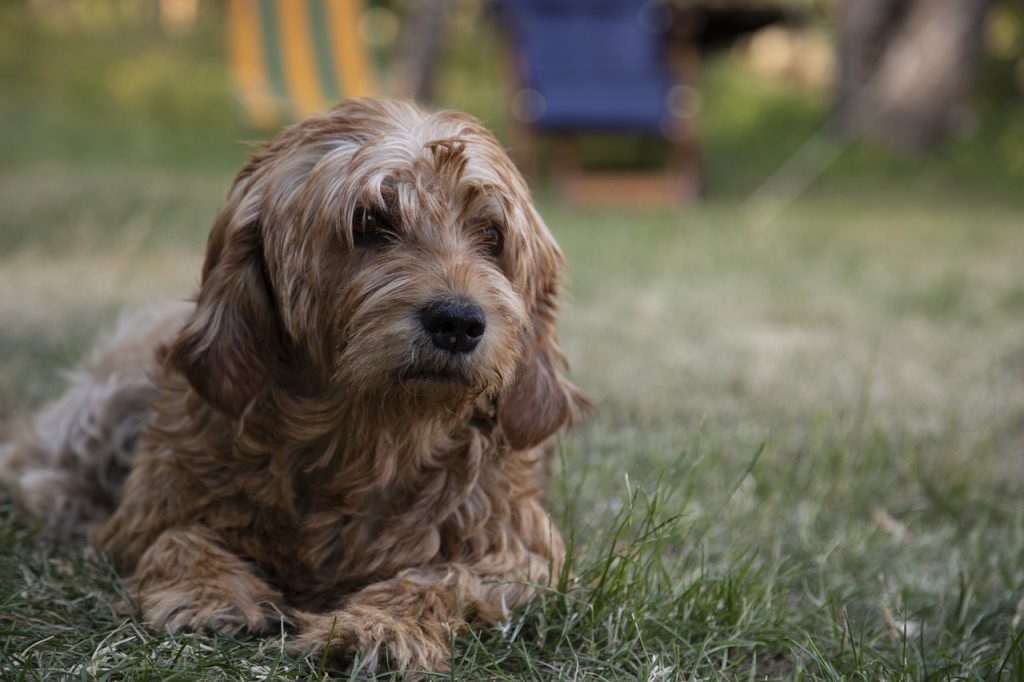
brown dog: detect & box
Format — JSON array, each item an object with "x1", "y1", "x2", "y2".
[{"x1": 0, "y1": 98, "x2": 588, "y2": 674}]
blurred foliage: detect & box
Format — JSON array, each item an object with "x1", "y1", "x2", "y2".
[
  {"x1": 0, "y1": 1, "x2": 250, "y2": 169},
  {"x1": 0, "y1": 0, "x2": 1022, "y2": 198},
  {"x1": 983, "y1": 1, "x2": 1024, "y2": 102}
]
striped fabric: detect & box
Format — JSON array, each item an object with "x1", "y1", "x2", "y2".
[{"x1": 227, "y1": 0, "x2": 375, "y2": 127}]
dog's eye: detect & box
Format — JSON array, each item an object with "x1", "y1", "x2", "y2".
[
  {"x1": 352, "y1": 207, "x2": 394, "y2": 249},
  {"x1": 477, "y1": 223, "x2": 504, "y2": 258}
]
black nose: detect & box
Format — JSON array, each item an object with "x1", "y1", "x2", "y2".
[{"x1": 420, "y1": 299, "x2": 486, "y2": 354}]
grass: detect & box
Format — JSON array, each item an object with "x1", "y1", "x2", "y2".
[{"x1": 3, "y1": 4, "x2": 1024, "y2": 680}]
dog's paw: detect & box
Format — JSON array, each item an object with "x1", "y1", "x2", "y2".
[
  {"x1": 289, "y1": 607, "x2": 451, "y2": 678},
  {"x1": 138, "y1": 582, "x2": 285, "y2": 636}
]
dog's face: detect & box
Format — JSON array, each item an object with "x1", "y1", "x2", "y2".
[{"x1": 168, "y1": 99, "x2": 584, "y2": 449}]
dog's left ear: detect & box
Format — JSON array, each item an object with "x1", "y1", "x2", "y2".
[
  {"x1": 498, "y1": 205, "x2": 590, "y2": 450},
  {"x1": 499, "y1": 344, "x2": 590, "y2": 451}
]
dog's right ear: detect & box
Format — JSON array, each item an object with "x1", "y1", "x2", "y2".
[{"x1": 166, "y1": 209, "x2": 283, "y2": 418}]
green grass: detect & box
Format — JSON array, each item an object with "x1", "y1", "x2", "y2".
[{"x1": 3, "y1": 4, "x2": 1024, "y2": 680}]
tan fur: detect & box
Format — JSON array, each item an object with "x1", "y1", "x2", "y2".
[{"x1": 0, "y1": 98, "x2": 588, "y2": 676}]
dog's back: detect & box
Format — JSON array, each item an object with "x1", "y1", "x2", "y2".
[{"x1": 0, "y1": 302, "x2": 192, "y2": 535}]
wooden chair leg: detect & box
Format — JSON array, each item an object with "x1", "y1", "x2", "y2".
[{"x1": 667, "y1": 30, "x2": 704, "y2": 201}]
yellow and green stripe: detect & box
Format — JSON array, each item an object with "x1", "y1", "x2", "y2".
[{"x1": 227, "y1": 0, "x2": 375, "y2": 127}]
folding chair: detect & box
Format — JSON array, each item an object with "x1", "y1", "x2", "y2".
[
  {"x1": 499, "y1": 0, "x2": 701, "y2": 203},
  {"x1": 227, "y1": 0, "x2": 376, "y2": 128}
]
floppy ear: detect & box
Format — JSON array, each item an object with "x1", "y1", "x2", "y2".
[
  {"x1": 499, "y1": 344, "x2": 590, "y2": 451},
  {"x1": 165, "y1": 210, "x2": 284, "y2": 418},
  {"x1": 498, "y1": 205, "x2": 590, "y2": 450}
]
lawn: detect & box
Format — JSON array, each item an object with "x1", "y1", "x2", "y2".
[{"x1": 2, "y1": 5, "x2": 1024, "y2": 680}]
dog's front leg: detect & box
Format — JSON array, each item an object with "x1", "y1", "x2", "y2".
[
  {"x1": 124, "y1": 525, "x2": 285, "y2": 635},
  {"x1": 290, "y1": 556, "x2": 554, "y2": 675}
]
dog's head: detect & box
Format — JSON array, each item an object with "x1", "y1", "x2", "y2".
[{"x1": 167, "y1": 98, "x2": 586, "y2": 449}]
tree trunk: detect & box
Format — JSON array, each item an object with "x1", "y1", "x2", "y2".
[
  {"x1": 392, "y1": 0, "x2": 456, "y2": 103},
  {"x1": 834, "y1": 0, "x2": 992, "y2": 153}
]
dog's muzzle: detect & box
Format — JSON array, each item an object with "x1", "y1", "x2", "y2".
[{"x1": 419, "y1": 298, "x2": 485, "y2": 354}]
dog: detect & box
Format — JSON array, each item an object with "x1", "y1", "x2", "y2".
[{"x1": 0, "y1": 97, "x2": 588, "y2": 674}]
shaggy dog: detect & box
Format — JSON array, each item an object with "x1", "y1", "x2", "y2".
[{"x1": 0, "y1": 98, "x2": 588, "y2": 674}]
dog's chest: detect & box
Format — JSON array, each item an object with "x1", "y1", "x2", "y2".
[{"x1": 257, "y1": 470, "x2": 485, "y2": 600}]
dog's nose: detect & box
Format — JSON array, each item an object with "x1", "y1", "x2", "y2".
[{"x1": 420, "y1": 299, "x2": 486, "y2": 354}]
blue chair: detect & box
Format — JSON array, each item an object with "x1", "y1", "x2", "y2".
[{"x1": 498, "y1": 0, "x2": 701, "y2": 202}]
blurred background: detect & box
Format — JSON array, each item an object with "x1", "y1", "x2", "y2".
[
  {"x1": 2, "y1": 0, "x2": 1021, "y2": 408},
  {"x1": 3, "y1": 0, "x2": 1022, "y2": 444},
  {"x1": 2, "y1": 0, "x2": 1024, "y2": 676}
]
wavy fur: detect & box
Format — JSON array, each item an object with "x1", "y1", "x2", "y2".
[{"x1": 0, "y1": 98, "x2": 588, "y2": 676}]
